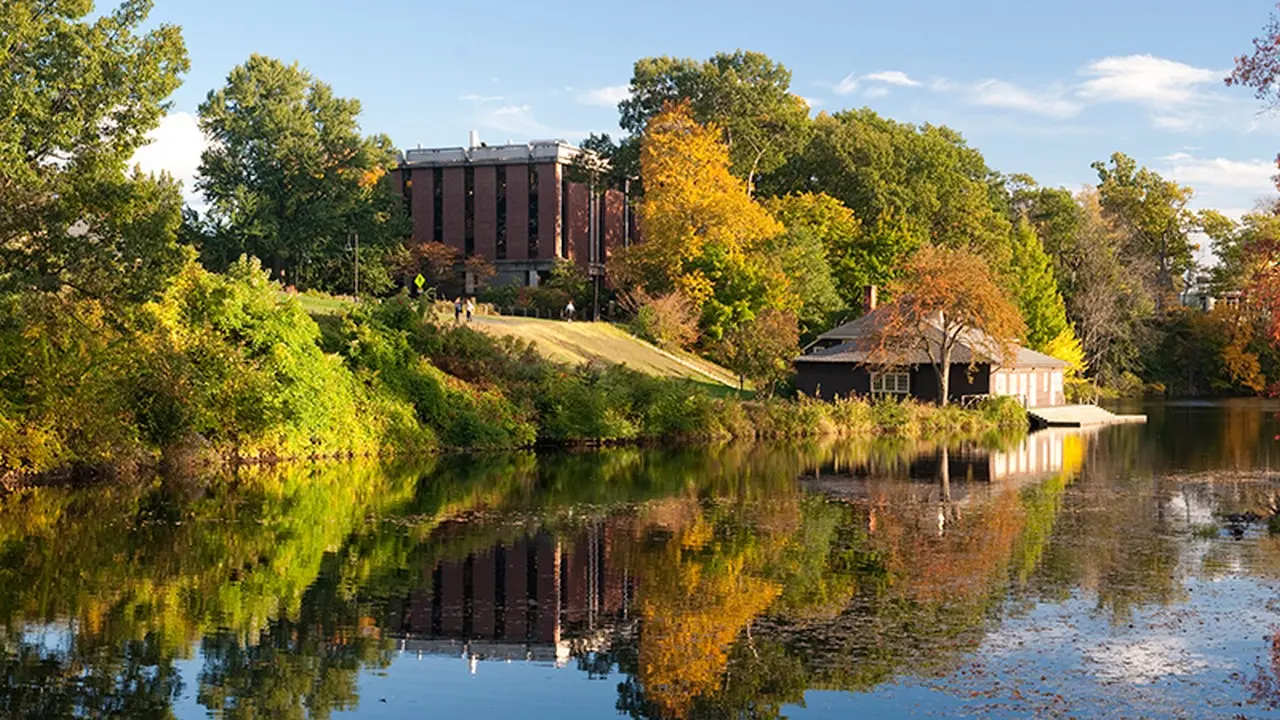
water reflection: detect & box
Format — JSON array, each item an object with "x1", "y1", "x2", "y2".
[{"x1": 7, "y1": 408, "x2": 1280, "y2": 717}]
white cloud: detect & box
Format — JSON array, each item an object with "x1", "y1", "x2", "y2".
[
  {"x1": 864, "y1": 70, "x2": 920, "y2": 87},
  {"x1": 864, "y1": 86, "x2": 889, "y2": 99},
  {"x1": 129, "y1": 111, "x2": 208, "y2": 206},
  {"x1": 460, "y1": 93, "x2": 504, "y2": 102},
  {"x1": 1162, "y1": 153, "x2": 1276, "y2": 193},
  {"x1": 969, "y1": 79, "x2": 1081, "y2": 118},
  {"x1": 1078, "y1": 54, "x2": 1222, "y2": 106},
  {"x1": 833, "y1": 73, "x2": 859, "y2": 95},
  {"x1": 478, "y1": 104, "x2": 583, "y2": 140},
  {"x1": 580, "y1": 84, "x2": 630, "y2": 107}
]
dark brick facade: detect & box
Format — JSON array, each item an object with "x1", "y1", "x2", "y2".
[{"x1": 393, "y1": 142, "x2": 631, "y2": 287}]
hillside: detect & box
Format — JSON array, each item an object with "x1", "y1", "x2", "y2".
[
  {"x1": 469, "y1": 315, "x2": 741, "y2": 389},
  {"x1": 293, "y1": 293, "x2": 741, "y2": 389}
]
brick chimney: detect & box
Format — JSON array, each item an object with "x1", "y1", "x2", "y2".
[{"x1": 862, "y1": 285, "x2": 878, "y2": 311}]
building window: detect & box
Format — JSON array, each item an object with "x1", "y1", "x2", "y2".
[
  {"x1": 464, "y1": 166, "x2": 475, "y2": 256},
  {"x1": 870, "y1": 371, "x2": 910, "y2": 395},
  {"x1": 496, "y1": 165, "x2": 506, "y2": 260},
  {"x1": 528, "y1": 164, "x2": 539, "y2": 258},
  {"x1": 432, "y1": 167, "x2": 443, "y2": 243},
  {"x1": 401, "y1": 171, "x2": 413, "y2": 217}
]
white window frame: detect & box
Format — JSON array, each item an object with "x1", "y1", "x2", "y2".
[{"x1": 870, "y1": 370, "x2": 910, "y2": 396}]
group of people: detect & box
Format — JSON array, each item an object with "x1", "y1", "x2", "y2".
[
  {"x1": 453, "y1": 296, "x2": 580, "y2": 323},
  {"x1": 453, "y1": 297, "x2": 476, "y2": 323}
]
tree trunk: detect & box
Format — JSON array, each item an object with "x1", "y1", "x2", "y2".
[{"x1": 937, "y1": 346, "x2": 952, "y2": 407}]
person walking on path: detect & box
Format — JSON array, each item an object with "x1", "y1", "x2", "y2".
[
  {"x1": 453, "y1": 297, "x2": 463, "y2": 323},
  {"x1": 564, "y1": 300, "x2": 575, "y2": 322},
  {"x1": 465, "y1": 297, "x2": 475, "y2": 323}
]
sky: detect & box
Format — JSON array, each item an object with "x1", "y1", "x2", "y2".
[{"x1": 132, "y1": 0, "x2": 1280, "y2": 222}]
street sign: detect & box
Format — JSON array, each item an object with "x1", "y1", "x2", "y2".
[{"x1": 414, "y1": 273, "x2": 425, "y2": 290}]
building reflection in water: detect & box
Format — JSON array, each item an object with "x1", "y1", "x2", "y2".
[{"x1": 389, "y1": 521, "x2": 635, "y2": 670}]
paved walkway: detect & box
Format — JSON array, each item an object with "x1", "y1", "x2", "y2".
[{"x1": 1027, "y1": 404, "x2": 1147, "y2": 428}]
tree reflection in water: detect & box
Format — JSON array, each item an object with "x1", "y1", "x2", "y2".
[{"x1": 4, "y1": 411, "x2": 1280, "y2": 718}]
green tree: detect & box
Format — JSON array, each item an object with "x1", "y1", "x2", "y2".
[
  {"x1": 763, "y1": 192, "x2": 892, "y2": 311},
  {"x1": 762, "y1": 227, "x2": 844, "y2": 338},
  {"x1": 196, "y1": 55, "x2": 409, "y2": 292},
  {"x1": 766, "y1": 110, "x2": 1011, "y2": 267},
  {"x1": 1009, "y1": 220, "x2": 1071, "y2": 351},
  {"x1": 1092, "y1": 152, "x2": 1197, "y2": 309},
  {"x1": 619, "y1": 51, "x2": 811, "y2": 191},
  {"x1": 0, "y1": 0, "x2": 190, "y2": 304},
  {"x1": 714, "y1": 309, "x2": 800, "y2": 393}
]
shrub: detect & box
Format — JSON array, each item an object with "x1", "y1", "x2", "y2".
[{"x1": 624, "y1": 289, "x2": 699, "y2": 351}]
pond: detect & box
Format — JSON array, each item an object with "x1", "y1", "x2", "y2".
[{"x1": 5, "y1": 401, "x2": 1280, "y2": 718}]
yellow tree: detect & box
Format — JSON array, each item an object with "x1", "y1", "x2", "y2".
[
  {"x1": 610, "y1": 102, "x2": 786, "y2": 319},
  {"x1": 872, "y1": 245, "x2": 1025, "y2": 406}
]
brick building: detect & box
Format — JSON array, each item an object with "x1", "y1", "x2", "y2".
[{"x1": 392, "y1": 134, "x2": 633, "y2": 291}]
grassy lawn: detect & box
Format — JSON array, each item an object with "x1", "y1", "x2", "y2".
[
  {"x1": 469, "y1": 314, "x2": 743, "y2": 390},
  {"x1": 291, "y1": 292, "x2": 353, "y2": 316}
]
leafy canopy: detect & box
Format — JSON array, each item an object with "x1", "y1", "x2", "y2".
[
  {"x1": 0, "y1": 0, "x2": 190, "y2": 303},
  {"x1": 196, "y1": 54, "x2": 409, "y2": 292},
  {"x1": 610, "y1": 102, "x2": 790, "y2": 340},
  {"x1": 619, "y1": 51, "x2": 811, "y2": 190}
]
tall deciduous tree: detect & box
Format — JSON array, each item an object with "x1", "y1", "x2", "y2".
[
  {"x1": 872, "y1": 246, "x2": 1025, "y2": 406},
  {"x1": 766, "y1": 110, "x2": 1011, "y2": 267},
  {"x1": 619, "y1": 51, "x2": 811, "y2": 192},
  {"x1": 196, "y1": 55, "x2": 409, "y2": 292},
  {"x1": 610, "y1": 102, "x2": 790, "y2": 340},
  {"x1": 0, "y1": 0, "x2": 189, "y2": 304},
  {"x1": 1228, "y1": 7, "x2": 1280, "y2": 189},
  {"x1": 1092, "y1": 152, "x2": 1196, "y2": 308}
]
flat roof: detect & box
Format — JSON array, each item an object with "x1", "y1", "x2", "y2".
[{"x1": 401, "y1": 140, "x2": 586, "y2": 168}]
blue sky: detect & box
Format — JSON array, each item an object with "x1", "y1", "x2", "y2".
[{"x1": 132, "y1": 0, "x2": 1280, "y2": 220}]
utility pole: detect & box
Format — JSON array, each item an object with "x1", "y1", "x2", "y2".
[{"x1": 352, "y1": 230, "x2": 360, "y2": 300}]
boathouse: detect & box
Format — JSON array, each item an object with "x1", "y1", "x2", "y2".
[{"x1": 795, "y1": 305, "x2": 1068, "y2": 407}]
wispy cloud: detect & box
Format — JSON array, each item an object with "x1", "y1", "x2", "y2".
[
  {"x1": 831, "y1": 70, "x2": 920, "y2": 95},
  {"x1": 864, "y1": 86, "x2": 889, "y2": 99},
  {"x1": 460, "y1": 93, "x2": 504, "y2": 102},
  {"x1": 969, "y1": 79, "x2": 1081, "y2": 118},
  {"x1": 478, "y1": 104, "x2": 584, "y2": 140},
  {"x1": 580, "y1": 84, "x2": 630, "y2": 107},
  {"x1": 833, "y1": 73, "x2": 859, "y2": 95},
  {"x1": 1162, "y1": 153, "x2": 1276, "y2": 193},
  {"x1": 864, "y1": 71, "x2": 920, "y2": 87},
  {"x1": 1078, "y1": 54, "x2": 1222, "y2": 106}
]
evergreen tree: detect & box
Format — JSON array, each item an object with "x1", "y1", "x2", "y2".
[{"x1": 1009, "y1": 220, "x2": 1071, "y2": 351}]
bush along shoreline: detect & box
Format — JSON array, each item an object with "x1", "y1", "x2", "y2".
[{"x1": 0, "y1": 260, "x2": 1027, "y2": 482}]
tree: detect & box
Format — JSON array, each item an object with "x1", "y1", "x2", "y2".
[
  {"x1": 609, "y1": 102, "x2": 789, "y2": 340},
  {"x1": 763, "y1": 192, "x2": 876, "y2": 310},
  {"x1": 1227, "y1": 7, "x2": 1280, "y2": 190},
  {"x1": 619, "y1": 51, "x2": 811, "y2": 192},
  {"x1": 765, "y1": 110, "x2": 1011, "y2": 266},
  {"x1": 715, "y1": 309, "x2": 801, "y2": 393},
  {"x1": 1092, "y1": 152, "x2": 1197, "y2": 308},
  {"x1": 0, "y1": 0, "x2": 190, "y2": 305},
  {"x1": 196, "y1": 55, "x2": 409, "y2": 292},
  {"x1": 1008, "y1": 220, "x2": 1071, "y2": 351},
  {"x1": 872, "y1": 246, "x2": 1025, "y2": 406}
]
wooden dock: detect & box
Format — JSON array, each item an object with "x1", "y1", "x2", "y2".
[{"x1": 1027, "y1": 404, "x2": 1147, "y2": 429}]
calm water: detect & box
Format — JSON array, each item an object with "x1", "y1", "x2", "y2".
[{"x1": 7, "y1": 402, "x2": 1280, "y2": 718}]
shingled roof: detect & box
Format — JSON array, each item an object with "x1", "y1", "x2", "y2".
[{"x1": 796, "y1": 306, "x2": 1067, "y2": 369}]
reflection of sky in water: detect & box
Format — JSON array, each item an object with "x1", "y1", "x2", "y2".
[{"x1": 784, "y1": 578, "x2": 1280, "y2": 719}]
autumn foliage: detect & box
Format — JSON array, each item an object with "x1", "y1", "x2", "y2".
[{"x1": 873, "y1": 245, "x2": 1026, "y2": 405}]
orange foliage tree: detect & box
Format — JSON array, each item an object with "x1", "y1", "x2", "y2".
[
  {"x1": 609, "y1": 101, "x2": 792, "y2": 339},
  {"x1": 872, "y1": 245, "x2": 1025, "y2": 405}
]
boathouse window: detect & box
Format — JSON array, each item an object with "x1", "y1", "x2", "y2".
[{"x1": 871, "y1": 371, "x2": 910, "y2": 395}]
